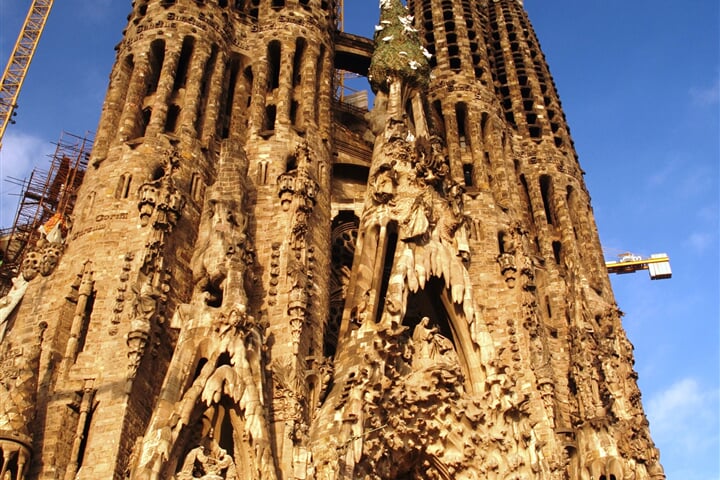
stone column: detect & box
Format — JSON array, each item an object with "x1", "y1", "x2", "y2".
[
  {"x1": 178, "y1": 43, "x2": 213, "y2": 140},
  {"x1": 147, "y1": 44, "x2": 183, "y2": 136},
  {"x1": 200, "y1": 49, "x2": 228, "y2": 145},
  {"x1": 117, "y1": 53, "x2": 152, "y2": 142}
]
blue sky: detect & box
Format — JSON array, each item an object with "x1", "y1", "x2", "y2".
[{"x1": 1, "y1": 1, "x2": 718, "y2": 478}]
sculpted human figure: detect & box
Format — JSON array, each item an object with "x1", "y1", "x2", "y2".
[
  {"x1": 411, "y1": 317, "x2": 460, "y2": 370},
  {"x1": 0, "y1": 274, "x2": 29, "y2": 340},
  {"x1": 132, "y1": 276, "x2": 163, "y2": 325},
  {"x1": 176, "y1": 433, "x2": 237, "y2": 480},
  {"x1": 402, "y1": 193, "x2": 432, "y2": 242},
  {"x1": 191, "y1": 192, "x2": 248, "y2": 307},
  {"x1": 371, "y1": 163, "x2": 397, "y2": 204}
]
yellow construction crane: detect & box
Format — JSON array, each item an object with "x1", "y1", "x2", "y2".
[
  {"x1": 0, "y1": 0, "x2": 55, "y2": 151},
  {"x1": 606, "y1": 252, "x2": 672, "y2": 280}
]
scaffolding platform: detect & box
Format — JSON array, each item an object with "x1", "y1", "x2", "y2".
[{"x1": 0, "y1": 131, "x2": 92, "y2": 294}]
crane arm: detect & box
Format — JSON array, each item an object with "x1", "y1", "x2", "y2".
[
  {"x1": 606, "y1": 253, "x2": 672, "y2": 280},
  {"x1": 0, "y1": 0, "x2": 55, "y2": 151}
]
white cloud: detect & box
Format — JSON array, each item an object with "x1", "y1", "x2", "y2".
[
  {"x1": 685, "y1": 231, "x2": 716, "y2": 254},
  {"x1": 690, "y1": 79, "x2": 720, "y2": 106},
  {"x1": 0, "y1": 131, "x2": 54, "y2": 228},
  {"x1": 646, "y1": 377, "x2": 719, "y2": 457}
]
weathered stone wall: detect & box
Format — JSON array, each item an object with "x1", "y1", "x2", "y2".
[{"x1": 0, "y1": 1, "x2": 663, "y2": 479}]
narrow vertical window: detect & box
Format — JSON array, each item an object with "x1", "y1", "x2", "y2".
[
  {"x1": 431, "y1": 100, "x2": 445, "y2": 137},
  {"x1": 165, "y1": 104, "x2": 180, "y2": 133},
  {"x1": 314, "y1": 45, "x2": 326, "y2": 124},
  {"x1": 498, "y1": 231, "x2": 507, "y2": 254},
  {"x1": 375, "y1": 222, "x2": 399, "y2": 323},
  {"x1": 139, "y1": 108, "x2": 152, "y2": 137},
  {"x1": 292, "y1": 38, "x2": 307, "y2": 88},
  {"x1": 146, "y1": 40, "x2": 166, "y2": 95},
  {"x1": 219, "y1": 55, "x2": 241, "y2": 139},
  {"x1": 264, "y1": 105, "x2": 277, "y2": 132},
  {"x1": 173, "y1": 36, "x2": 195, "y2": 91},
  {"x1": 552, "y1": 241, "x2": 562, "y2": 265},
  {"x1": 463, "y1": 163, "x2": 474, "y2": 187},
  {"x1": 196, "y1": 45, "x2": 218, "y2": 137},
  {"x1": 453, "y1": 103, "x2": 469, "y2": 145},
  {"x1": 267, "y1": 41, "x2": 281, "y2": 91},
  {"x1": 115, "y1": 174, "x2": 133, "y2": 199},
  {"x1": 540, "y1": 175, "x2": 555, "y2": 225},
  {"x1": 519, "y1": 174, "x2": 534, "y2": 225},
  {"x1": 290, "y1": 101, "x2": 299, "y2": 127}
]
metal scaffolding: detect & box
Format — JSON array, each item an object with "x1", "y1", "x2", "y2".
[{"x1": 0, "y1": 131, "x2": 92, "y2": 293}]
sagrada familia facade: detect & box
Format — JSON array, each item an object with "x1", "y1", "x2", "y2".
[{"x1": 0, "y1": 0, "x2": 665, "y2": 478}]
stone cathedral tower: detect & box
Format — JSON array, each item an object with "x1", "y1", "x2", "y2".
[{"x1": 0, "y1": 0, "x2": 665, "y2": 479}]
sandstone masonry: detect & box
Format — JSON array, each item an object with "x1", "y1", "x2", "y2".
[{"x1": 0, "y1": 1, "x2": 664, "y2": 479}]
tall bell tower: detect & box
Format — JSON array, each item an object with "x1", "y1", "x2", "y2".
[{"x1": 0, "y1": 1, "x2": 664, "y2": 479}]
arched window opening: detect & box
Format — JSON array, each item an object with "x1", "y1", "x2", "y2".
[
  {"x1": 327, "y1": 212, "x2": 359, "y2": 357},
  {"x1": 403, "y1": 278, "x2": 456, "y2": 349},
  {"x1": 314, "y1": 45, "x2": 326, "y2": 124},
  {"x1": 566, "y1": 185, "x2": 579, "y2": 239},
  {"x1": 249, "y1": 0, "x2": 260, "y2": 19},
  {"x1": 75, "y1": 291, "x2": 95, "y2": 359},
  {"x1": 139, "y1": 107, "x2": 152, "y2": 138},
  {"x1": 552, "y1": 241, "x2": 562, "y2": 265},
  {"x1": 375, "y1": 222, "x2": 399, "y2": 323},
  {"x1": 115, "y1": 174, "x2": 133, "y2": 199},
  {"x1": 455, "y1": 102, "x2": 469, "y2": 152},
  {"x1": 292, "y1": 38, "x2": 307, "y2": 87},
  {"x1": 497, "y1": 230, "x2": 507, "y2": 254},
  {"x1": 402, "y1": 276, "x2": 471, "y2": 392},
  {"x1": 290, "y1": 101, "x2": 299, "y2": 127},
  {"x1": 267, "y1": 41, "x2": 281, "y2": 91},
  {"x1": 147, "y1": 39, "x2": 166, "y2": 95},
  {"x1": 263, "y1": 105, "x2": 277, "y2": 133},
  {"x1": 219, "y1": 55, "x2": 241, "y2": 139},
  {"x1": 404, "y1": 99, "x2": 415, "y2": 131},
  {"x1": 196, "y1": 45, "x2": 218, "y2": 136},
  {"x1": 462, "y1": 163, "x2": 474, "y2": 187},
  {"x1": 173, "y1": 36, "x2": 195, "y2": 91},
  {"x1": 519, "y1": 174, "x2": 534, "y2": 226},
  {"x1": 430, "y1": 100, "x2": 446, "y2": 138},
  {"x1": 540, "y1": 175, "x2": 555, "y2": 225},
  {"x1": 165, "y1": 104, "x2": 181, "y2": 133}
]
